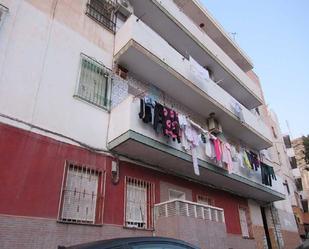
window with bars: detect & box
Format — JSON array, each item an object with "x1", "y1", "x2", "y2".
[
  {"x1": 125, "y1": 177, "x2": 155, "y2": 229},
  {"x1": 59, "y1": 162, "x2": 104, "y2": 224},
  {"x1": 239, "y1": 207, "x2": 251, "y2": 238},
  {"x1": 75, "y1": 54, "x2": 111, "y2": 109},
  {"x1": 197, "y1": 195, "x2": 215, "y2": 206},
  {"x1": 86, "y1": 0, "x2": 116, "y2": 32}
]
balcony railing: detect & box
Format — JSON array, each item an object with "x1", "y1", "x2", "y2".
[
  {"x1": 154, "y1": 199, "x2": 225, "y2": 223},
  {"x1": 107, "y1": 96, "x2": 285, "y2": 202},
  {"x1": 128, "y1": 0, "x2": 263, "y2": 109}
]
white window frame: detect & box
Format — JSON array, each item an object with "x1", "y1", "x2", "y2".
[
  {"x1": 59, "y1": 161, "x2": 104, "y2": 224},
  {"x1": 239, "y1": 207, "x2": 250, "y2": 238},
  {"x1": 75, "y1": 53, "x2": 111, "y2": 110},
  {"x1": 197, "y1": 194, "x2": 215, "y2": 206},
  {"x1": 168, "y1": 189, "x2": 186, "y2": 201}
]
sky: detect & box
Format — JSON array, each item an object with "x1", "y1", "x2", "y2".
[{"x1": 201, "y1": 0, "x2": 309, "y2": 139}]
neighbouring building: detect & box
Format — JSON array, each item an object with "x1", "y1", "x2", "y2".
[
  {"x1": 286, "y1": 136, "x2": 309, "y2": 237},
  {"x1": 0, "y1": 0, "x2": 301, "y2": 249}
]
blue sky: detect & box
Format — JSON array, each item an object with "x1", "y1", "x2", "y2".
[{"x1": 201, "y1": 0, "x2": 309, "y2": 139}]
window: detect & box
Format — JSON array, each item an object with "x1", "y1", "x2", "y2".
[
  {"x1": 197, "y1": 194, "x2": 215, "y2": 206},
  {"x1": 283, "y1": 180, "x2": 290, "y2": 195},
  {"x1": 75, "y1": 54, "x2": 111, "y2": 109},
  {"x1": 271, "y1": 126, "x2": 277, "y2": 139},
  {"x1": 86, "y1": 0, "x2": 116, "y2": 32},
  {"x1": 0, "y1": 4, "x2": 8, "y2": 28},
  {"x1": 125, "y1": 177, "x2": 155, "y2": 229},
  {"x1": 295, "y1": 178, "x2": 303, "y2": 191},
  {"x1": 59, "y1": 162, "x2": 104, "y2": 224},
  {"x1": 239, "y1": 207, "x2": 250, "y2": 238},
  {"x1": 302, "y1": 199, "x2": 309, "y2": 213},
  {"x1": 169, "y1": 189, "x2": 185, "y2": 200},
  {"x1": 290, "y1": 156, "x2": 298, "y2": 169},
  {"x1": 283, "y1": 135, "x2": 292, "y2": 148}
]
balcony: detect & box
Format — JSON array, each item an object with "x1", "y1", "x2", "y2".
[
  {"x1": 154, "y1": 200, "x2": 227, "y2": 248},
  {"x1": 114, "y1": 15, "x2": 272, "y2": 150},
  {"x1": 107, "y1": 96, "x2": 285, "y2": 202},
  {"x1": 128, "y1": 0, "x2": 262, "y2": 109}
]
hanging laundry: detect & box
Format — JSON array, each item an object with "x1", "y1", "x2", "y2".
[
  {"x1": 230, "y1": 100, "x2": 244, "y2": 122},
  {"x1": 203, "y1": 132, "x2": 215, "y2": 159},
  {"x1": 162, "y1": 106, "x2": 181, "y2": 143},
  {"x1": 221, "y1": 142, "x2": 233, "y2": 173},
  {"x1": 200, "y1": 134, "x2": 206, "y2": 143},
  {"x1": 213, "y1": 137, "x2": 222, "y2": 162},
  {"x1": 261, "y1": 163, "x2": 276, "y2": 186},
  {"x1": 247, "y1": 151, "x2": 260, "y2": 171},
  {"x1": 178, "y1": 114, "x2": 200, "y2": 175},
  {"x1": 153, "y1": 102, "x2": 164, "y2": 133},
  {"x1": 178, "y1": 114, "x2": 190, "y2": 151},
  {"x1": 243, "y1": 150, "x2": 252, "y2": 169},
  {"x1": 139, "y1": 98, "x2": 152, "y2": 123}
]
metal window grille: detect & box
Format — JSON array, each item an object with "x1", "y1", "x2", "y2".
[
  {"x1": 86, "y1": 0, "x2": 116, "y2": 32},
  {"x1": 197, "y1": 195, "x2": 215, "y2": 206},
  {"x1": 77, "y1": 55, "x2": 110, "y2": 109},
  {"x1": 60, "y1": 163, "x2": 101, "y2": 224},
  {"x1": 125, "y1": 177, "x2": 154, "y2": 229}
]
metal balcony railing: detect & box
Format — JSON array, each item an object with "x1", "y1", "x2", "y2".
[{"x1": 154, "y1": 199, "x2": 225, "y2": 223}]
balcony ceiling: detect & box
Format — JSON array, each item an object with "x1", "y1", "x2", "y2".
[
  {"x1": 129, "y1": 0, "x2": 261, "y2": 110},
  {"x1": 173, "y1": 0, "x2": 253, "y2": 72},
  {"x1": 109, "y1": 130, "x2": 285, "y2": 203},
  {"x1": 114, "y1": 41, "x2": 272, "y2": 150}
]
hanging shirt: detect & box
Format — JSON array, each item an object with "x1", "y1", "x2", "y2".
[
  {"x1": 243, "y1": 150, "x2": 252, "y2": 169},
  {"x1": 248, "y1": 151, "x2": 260, "y2": 171},
  {"x1": 153, "y1": 102, "x2": 164, "y2": 133},
  {"x1": 139, "y1": 98, "x2": 152, "y2": 123},
  {"x1": 222, "y1": 142, "x2": 233, "y2": 174},
  {"x1": 178, "y1": 115, "x2": 200, "y2": 175},
  {"x1": 213, "y1": 138, "x2": 222, "y2": 162},
  {"x1": 162, "y1": 107, "x2": 181, "y2": 143},
  {"x1": 204, "y1": 133, "x2": 213, "y2": 158}
]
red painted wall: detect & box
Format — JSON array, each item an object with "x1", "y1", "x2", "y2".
[{"x1": 0, "y1": 123, "x2": 247, "y2": 235}]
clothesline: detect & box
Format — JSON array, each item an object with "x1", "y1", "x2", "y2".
[{"x1": 138, "y1": 95, "x2": 277, "y2": 185}]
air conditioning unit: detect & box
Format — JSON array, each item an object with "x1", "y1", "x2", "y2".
[
  {"x1": 207, "y1": 113, "x2": 222, "y2": 134},
  {"x1": 115, "y1": 0, "x2": 133, "y2": 17}
]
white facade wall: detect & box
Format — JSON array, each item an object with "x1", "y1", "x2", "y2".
[{"x1": 0, "y1": 0, "x2": 114, "y2": 149}]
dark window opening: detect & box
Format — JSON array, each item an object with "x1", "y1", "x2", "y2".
[
  {"x1": 283, "y1": 135, "x2": 292, "y2": 148},
  {"x1": 295, "y1": 178, "x2": 303, "y2": 191},
  {"x1": 283, "y1": 180, "x2": 290, "y2": 194},
  {"x1": 271, "y1": 126, "x2": 277, "y2": 139},
  {"x1": 290, "y1": 156, "x2": 298, "y2": 169},
  {"x1": 302, "y1": 199, "x2": 308, "y2": 213}
]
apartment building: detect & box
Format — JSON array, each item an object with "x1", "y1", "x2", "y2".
[
  {"x1": 285, "y1": 135, "x2": 309, "y2": 237},
  {"x1": 0, "y1": 0, "x2": 300, "y2": 248}
]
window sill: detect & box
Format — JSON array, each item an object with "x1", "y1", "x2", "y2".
[
  {"x1": 85, "y1": 13, "x2": 116, "y2": 34},
  {"x1": 123, "y1": 225, "x2": 154, "y2": 232},
  {"x1": 73, "y1": 95, "x2": 110, "y2": 113},
  {"x1": 57, "y1": 220, "x2": 103, "y2": 227},
  {"x1": 242, "y1": 236, "x2": 254, "y2": 240}
]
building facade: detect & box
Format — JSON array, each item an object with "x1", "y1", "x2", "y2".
[
  {"x1": 0, "y1": 0, "x2": 301, "y2": 248},
  {"x1": 286, "y1": 136, "x2": 309, "y2": 237}
]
